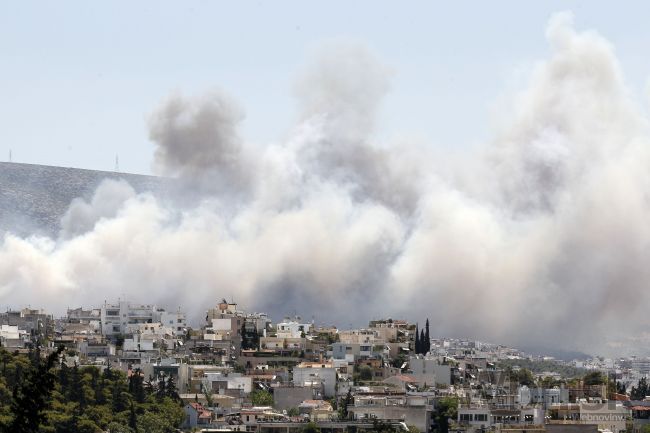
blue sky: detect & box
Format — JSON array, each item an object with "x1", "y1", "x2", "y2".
[{"x1": 2, "y1": 1, "x2": 650, "y2": 175}]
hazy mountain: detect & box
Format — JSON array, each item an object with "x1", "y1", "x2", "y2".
[{"x1": 0, "y1": 162, "x2": 162, "y2": 237}]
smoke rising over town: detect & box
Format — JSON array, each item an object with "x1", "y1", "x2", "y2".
[{"x1": 1, "y1": 13, "x2": 648, "y2": 355}]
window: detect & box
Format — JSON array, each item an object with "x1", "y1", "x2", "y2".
[{"x1": 106, "y1": 310, "x2": 119, "y2": 316}]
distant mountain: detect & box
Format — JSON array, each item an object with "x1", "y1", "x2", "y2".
[
  {"x1": 0, "y1": 162, "x2": 163, "y2": 237},
  {"x1": 517, "y1": 345, "x2": 592, "y2": 361}
]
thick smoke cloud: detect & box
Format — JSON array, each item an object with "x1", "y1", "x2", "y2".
[
  {"x1": 1, "y1": 12, "x2": 649, "y2": 355},
  {"x1": 60, "y1": 179, "x2": 136, "y2": 239},
  {"x1": 149, "y1": 91, "x2": 253, "y2": 196}
]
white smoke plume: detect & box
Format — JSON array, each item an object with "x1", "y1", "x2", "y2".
[
  {"x1": 60, "y1": 179, "x2": 136, "y2": 239},
  {"x1": 1, "y1": 12, "x2": 649, "y2": 355}
]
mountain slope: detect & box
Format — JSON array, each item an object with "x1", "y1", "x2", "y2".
[{"x1": 0, "y1": 162, "x2": 162, "y2": 237}]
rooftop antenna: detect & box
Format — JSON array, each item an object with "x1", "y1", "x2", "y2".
[{"x1": 115, "y1": 154, "x2": 119, "y2": 172}]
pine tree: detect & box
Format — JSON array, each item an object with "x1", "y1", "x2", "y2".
[
  {"x1": 69, "y1": 363, "x2": 86, "y2": 408},
  {"x1": 420, "y1": 329, "x2": 426, "y2": 355},
  {"x1": 425, "y1": 318, "x2": 431, "y2": 354},
  {"x1": 128, "y1": 399, "x2": 138, "y2": 431},
  {"x1": 415, "y1": 323, "x2": 420, "y2": 355},
  {"x1": 156, "y1": 373, "x2": 167, "y2": 400},
  {"x1": 338, "y1": 388, "x2": 353, "y2": 420},
  {"x1": 129, "y1": 368, "x2": 146, "y2": 403},
  {"x1": 9, "y1": 345, "x2": 64, "y2": 433},
  {"x1": 166, "y1": 374, "x2": 179, "y2": 401},
  {"x1": 58, "y1": 362, "x2": 70, "y2": 395}
]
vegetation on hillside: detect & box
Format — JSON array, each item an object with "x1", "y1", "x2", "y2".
[
  {"x1": 0, "y1": 347, "x2": 185, "y2": 433},
  {"x1": 498, "y1": 359, "x2": 587, "y2": 379}
]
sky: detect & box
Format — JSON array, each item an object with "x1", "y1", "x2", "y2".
[{"x1": 2, "y1": 1, "x2": 650, "y2": 175}]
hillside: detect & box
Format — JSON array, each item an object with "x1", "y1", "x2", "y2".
[{"x1": 0, "y1": 162, "x2": 163, "y2": 237}]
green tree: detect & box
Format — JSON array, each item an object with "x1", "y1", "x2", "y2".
[
  {"x1": 358, "y1": 366, "x2": 373, "y2": 381},
  {"x1": 424, "y1": 318, "x2": 430, "y2": 354},
  {"x1": 338, "y1": 389, "x2": 353, "y2": 420},
  {"x1": 432, "y1": 397, "x2": 458, "y2": 433},
  {"x1": 164, "y1": 375, "x2": 179, "y2": 401},
  {"x1": 302, "y1": 422, "x2": 321, "y2": 433},
  {"x1": 128, "y1": 369, "x2": 146, "y2": 404},
  {"x1": 106, "y1": 421, "x2": 134, "y2": 433},
  {"x1": 250, "y1": 389, "x2": 273, "y2": 406},
  {"x1": 8, "y1": 345, "x2": 64, "y2": 433},
  {"x1": 583, "y1": 372, "x2": 606, "y2": 386},
  {"x1": 372, "y1": 419, "x2": 400, "y2": 433},
  {"x1": 631, "y1": 378, "x2": 648, "y2": 400},
  {"x1": 515, "y1": 369, "x2": 535, "y2": 387}
]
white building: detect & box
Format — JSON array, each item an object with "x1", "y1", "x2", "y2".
[
  {"x1": 0, "y1": 324, "x2": 28, "y2": 348},
  {"x1": 100, "y1": 301, "x2": 185, "y2": 337},
  {"x1": 339, "y1": 329, "x2": 383, "y2": 345},
  {"x1": 350, "y1": 394, "x2": 432, "y2": 433},
  {"x1": 202, "y1": 372, "x2": 252, "y2": 394},
  {"x1": 409, "y1": 357, "x2": 452, "y2": 386},
  {"x1": 123, "y1": 334, "x2": 156, "y2": 352},
  {"x1": 458, "y1": 405, "x2": 545, "y2": 430},
  {"x1": 155, "y1": 311, "x2": 187, "y2": 336},
  {"x1": 292, "y1": 362, "x2": 337, "y2": 397},
  {"x1": 276, "y1": 319, "x2": 312, "y2": 338},
  {"x1": 332, "y1": 342, "x2": 374, "y2": 360},
  {"x1": 517, "y1": 386, "x2": 569, "y2": 407}
]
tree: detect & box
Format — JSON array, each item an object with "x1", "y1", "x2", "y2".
[
  {"x1": 165, "y1": 375, "x2": 179, "y2": 401},
  {"x1": 302, "y1": 422, "x2": 321, "y2": 433},
  {"x1": 128, "y1": 369, "x2": 146, "y2": 403},
  {"x1": 420, "y1": 329, "x2": 426, "y2": 355},
  {"x1": 155, "y1": 374, "x2": 167, "y2": 400},
  {"x1": 372, "y1": 419, "x2": 400, "y2": 433},
  {"x1": 250, "y1": 389, "x2": 273, "y2": 406},
  {"x1": 583, "y1": 372, "x2": 606, "y2": 386},
  {"x1": 515, "y1": 369, "x2": 535, "y2": 387},
  {"x1": 0, "y1": 347, "x2": 185, "y2": 433},
  {"x1": 128, "y1": 400, "x2": 138, "y2": 432},
  {"x1": 338, "y1": 389, "x2": 353, "y2": 420},
  {"x1": 392, "y1": 354, "x2": 408, "y2": 370},
  {"x1": 632, "y1": 378, "x2": 648, "y2": 400},
  {"x1": 8, "y1": 345, "x2": 65, "y2": 433},
  {"x1": 358, "y1": 366, "x2": 373, "y2": 381},
  {"x1": 69, "y1": 363, "x2": 86, "y2": 408},
  {"x1": 201, "y1": 383, "x2": 214, "y2": 408},
  {"x1": 432, "y1": 397, "x2": 458, "y2": 433},
  {"x1": 424, "y1": 319, "x2": 430, "y2": 354},
  {"x1": 415, "y1": 324, "x2": 420, "y2": 355}
]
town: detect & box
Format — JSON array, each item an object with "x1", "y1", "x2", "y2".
[{"x1": 1, "y1": 299, "x2": 650, "y2": 433}]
